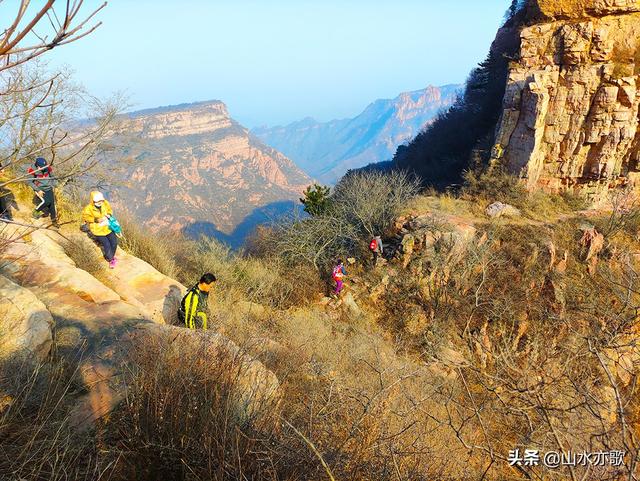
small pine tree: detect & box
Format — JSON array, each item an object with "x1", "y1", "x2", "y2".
[{"x1": 300, "y1": 183, "x2": 331, "y2": 216}]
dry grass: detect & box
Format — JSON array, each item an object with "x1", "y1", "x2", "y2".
[
  {"x1": 403, "y1": 192, "x2": 479, "y2": 219},
  {"x1": 3, "y1": 173, "x2": 639, "y2": 480},
  {"x1": 117, "y1": 214, "x2": 180, "y2": 280},
  {"x1": 61, "y1": 236, "x2": 106, "y2": 276},
  {"x1": 0, "y1": 357, "x2": 107, "y2": 481}
]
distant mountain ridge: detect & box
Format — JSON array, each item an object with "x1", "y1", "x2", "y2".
[
  {"x1": 104, "y1": 100, "x2": 309, "y2": 247},
  {"x1": 252, "y1": 84, "x2": 461, "y2": 183}
]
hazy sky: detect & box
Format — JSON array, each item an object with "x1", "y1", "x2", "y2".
[{"x1": 43, "y1": 0, "x2": 510, "y2": 127}]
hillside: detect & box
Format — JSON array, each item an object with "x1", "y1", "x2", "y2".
[
  {"x1": 2, "y1": 180, "x2": 639, "y2": 480},
  {"x1": 104, "y1": 101, "x2": 310, "y2": 247},
  {"x1": 253, "y1": 85, "x2": 460, "y2": 183},
  {"x1": 3, "y1": 1, "x2": 640, "y2": 480}
]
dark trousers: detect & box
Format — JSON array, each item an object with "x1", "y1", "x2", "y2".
[
  {"x1": 95, "y1": 231, "x2": 118, "y2": 261},
  {"x1": 36, "y1": 189, "x2": 57, "y2": 221},
  {"x1": 0, "y1": 191, "x2": 9, "y2": 219}
]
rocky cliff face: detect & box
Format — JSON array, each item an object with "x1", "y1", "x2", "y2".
[
  {"x1": 253, "y1": 85, "x2": 460, "y2": 184},
  {"x1": 492, "y1": 0, "x2": 640, "y2": 199},
  {"x1": 107, "y1": 101, "x2": 309, "y2": 246}
]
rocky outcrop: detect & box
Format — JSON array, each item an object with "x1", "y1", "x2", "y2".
[
  {"x1": 492, "y1": 2, "x2": 640, "y2": 200},
  {"x1": 528, "y1": 0, "x2": 640, "y2": 20},
  {"x1": 0, "y1": 221, "x2": 279, "y2": 428},
  {"x1": 0, "y1": 275, "x2": 53, "y2": 360},
  {"x1": 253, "y1": 85, "x2": 461, "y2": 184},
  {"x1": 393, "y1": 213, "x2": 477, "y2": 268}
]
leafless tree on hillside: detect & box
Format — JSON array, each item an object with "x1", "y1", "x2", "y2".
[{"x1": 0, "y1": 1, "x2": 117, "y2": 246}]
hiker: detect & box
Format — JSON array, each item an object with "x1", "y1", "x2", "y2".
[
  {"x1": 28, "y1": 157, "x2": 58, "y2": 226},
  {"x1": 332, "y1": 259, "x2": 347, "y2": 296},
  {"x1": 82, "y1": 191, "x2": 119, "y2": 268},
  {"x1": 178, "y1": 273, "x2": 217, "y2": 330},
  {"x1": 369, "y1": 235, "x2": 383, "y2": 267}
]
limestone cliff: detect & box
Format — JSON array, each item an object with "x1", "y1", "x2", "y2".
[
  {"x1": 493, "y1": 0, "x2": 640, "y2": 199},
  {"x1": 102, "y1": 101, "x2": 310, "y2": 247}
]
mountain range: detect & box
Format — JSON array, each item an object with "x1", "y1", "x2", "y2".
[
  {"x1": 104, "y1": 101, "x2": 309, "y2": 247},
  {"x1": 252, "y1": 84, "x2": 461, "y2": 184}
]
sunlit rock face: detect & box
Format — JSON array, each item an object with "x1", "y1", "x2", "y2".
[
  {"x1": 106, "y1": 101, "x2": 309, "y2": 246},
  {"x1": 492, "y1": 1, "x2": 640, "y2": 200}
]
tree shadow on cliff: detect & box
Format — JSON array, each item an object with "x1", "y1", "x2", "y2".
[{"x1": 183, "y1": 200, "x2": 301, "y2": 249}]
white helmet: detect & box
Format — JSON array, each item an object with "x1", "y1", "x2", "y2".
[{"x1": 91, "y1": 191, "x2": 105, "y2": 203}]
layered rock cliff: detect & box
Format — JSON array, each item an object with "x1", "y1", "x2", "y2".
[
  {"x1": 104, "y1": 101, "x2": 310, "y2": 247},
  {"x1": 253, "y1": 85, "x2": 460, "y2": 184},
  {"x1": 492, "y1": 0, "x2": 640, "y2": 199}
]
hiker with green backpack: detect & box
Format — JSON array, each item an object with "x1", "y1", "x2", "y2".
[{"x1": 82, "y1": 191, "x2": 122, "y2": 269}]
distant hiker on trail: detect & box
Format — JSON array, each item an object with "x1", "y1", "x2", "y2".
[
  {"x1": 332, "y1": 259, "x2": 347, "y2": 296},
  {"x1": 28, "y1": 157, "x2": 58, "y2": 227},
  {"x1": 369, "y1": 235, "x2": 383, "y2": 267},
  {"x1": 178, "y1": 273, "x2": 217, "y2": 330},
  {"x1": 82, "y1": 191, "x2": 119, "y2": 269}
]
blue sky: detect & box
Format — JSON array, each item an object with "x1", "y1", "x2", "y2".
[{"x1": 45, "y1": 0, "x2": 510, "y2": 127}]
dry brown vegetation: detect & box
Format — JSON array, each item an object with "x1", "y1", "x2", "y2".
[{"x1": 4, "y1": 172, "x2": 640, "y2": 480}]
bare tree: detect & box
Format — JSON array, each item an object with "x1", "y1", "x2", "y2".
[
  {"x1": 270, "y1": 170, "x2": 420, "y2": 271},
  {"x1": 0, "y1": 1, "x2": 111, "y2": 243},
  {"x1": 0, "y1": 0, "x2": 106, "y2": 72}
]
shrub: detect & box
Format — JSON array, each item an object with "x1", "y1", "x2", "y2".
[
  {"x1": 107, "y1": 334, "x2": 283, "y2": 481},
  {"x1": 331, "y1": 170, "x2": 420, "y2": 237},
  {"x1": 461, "y1": 168, "x2": 527, "y2": 205},
  {"x1": 0, "y1": 358, "x2": 104, "y2": 480},
  {"x1": 271, "y1": 170, "x2": 420, "y2": 271},
  {"x1": 300, "y1": 183, "x2": 331, "y2": 216}
]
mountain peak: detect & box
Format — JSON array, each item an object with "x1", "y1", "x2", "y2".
[{"x1": 121, "y1": 100, "x2": 234, "y2": 139}]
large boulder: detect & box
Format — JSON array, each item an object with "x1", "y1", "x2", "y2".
[
  {"x1": 1, "y1": 222, "x2": 279, "y2": 431},
  {"x1": 52, "y1": 232, "x2": 186, "y2": 324},
  {"x1": 0, "y1": 275, "x2": 53, "y2": 360}
]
